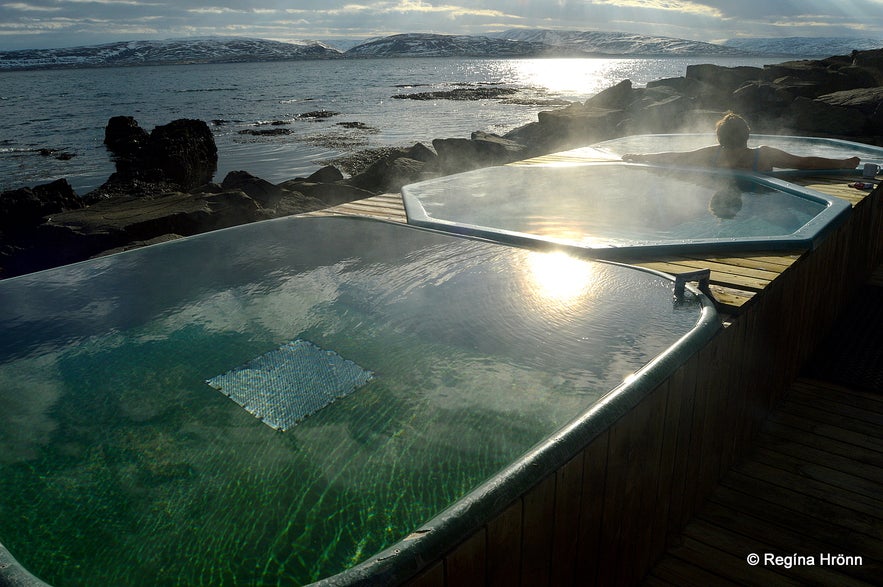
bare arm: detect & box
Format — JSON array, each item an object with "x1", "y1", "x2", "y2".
[
  {"x1": 761, "y1": 146, "x2": 860, "y2": 170},
  {"x1": 622, "y1": 146, "x2": 719, "y2": 166}
]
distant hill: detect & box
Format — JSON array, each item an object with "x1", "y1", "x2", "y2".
[
  {"x1": 343, "y1": 33, "x2": 556, "y2": 58},
  {"x1": 723, "y1": 36, "x2": 883, "y2": 56},
  {"x1": 491, "y1": 29, "x2": 749, "y2": 57},
  {"x1": 0, "y1": 37, "x2": 342, "y2": 70},
  {"x1": 5, "y1": 31, "x2": 878, "y2": 71}
]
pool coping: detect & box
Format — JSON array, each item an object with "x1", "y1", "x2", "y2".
[{"x1": 402, "y1": 162, "x2": 853, "y2": 259}]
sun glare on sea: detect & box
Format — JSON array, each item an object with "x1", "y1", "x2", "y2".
[
  {"x1": 525, "y1": 250, "x2": 597, "y2": 303},
  {"x1": 510, "y1": 58, "x2": 631, "y2": 97}
]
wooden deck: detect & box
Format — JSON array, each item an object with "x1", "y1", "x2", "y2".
[{"x1": 645, "y1": 268, "x2": 883, "y2": 587}]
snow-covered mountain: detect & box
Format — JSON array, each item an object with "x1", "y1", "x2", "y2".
[
  {"x1": 344, "y1": 33, "x2": 554, "y2": 58},
  {"x1": 0, "y1": 37, "x2": 342, "y2": 70},
  {"x1": 491, "y1": 29, "x2": 749, "y2": 56},
  {"x1": 6, "y1": 31, "x2": 878, "y2": 71},
  {"x1": 722, "y1": 36, "x2": 883, "y2": 56}
]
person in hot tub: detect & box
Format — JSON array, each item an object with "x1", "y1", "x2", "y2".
[{"x1": 622, "y1": 112, "x2": 861, "y2": 172}]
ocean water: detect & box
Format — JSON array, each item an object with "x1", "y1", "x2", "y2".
[{"x1": 0, "y1": 56, "x2": 784, "y2": 194}]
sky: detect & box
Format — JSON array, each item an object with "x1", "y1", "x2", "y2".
[{"x1": 2, "y1": 0, "x2": 883, "y2": 51}]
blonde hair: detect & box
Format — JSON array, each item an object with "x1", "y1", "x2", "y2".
[{"x1": 715, "y1": 112, "x2": 750, "y2": 149}]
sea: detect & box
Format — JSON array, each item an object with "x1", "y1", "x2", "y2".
[{"x1": 0, "y1": 56, "x2": 787, "y2": 194}]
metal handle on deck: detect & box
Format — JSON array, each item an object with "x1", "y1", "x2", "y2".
[{"x1": 673, "y1": 269, "x2": 713, "y2": 301}]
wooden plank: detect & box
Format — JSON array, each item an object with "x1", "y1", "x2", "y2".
[
  {"x1": 668, "y1": 535, "x2": 803, "y2": 587},
  {"x1": 750, "y1": 446, "x2": 883, "y2": 503},
  {"x1": 760, "y1": 420, "x2": 883, "y2": 469},
  {"x1": 574, "y1": 431, "x2": 609, "y2": 584},
  {"x1": 680, "y1": 521, "x2": 805, "y2": 587},
  {"x1": 774, "y1": 399, "x2": 883, "y2": 442},
  {"x1": 306, "y1": 193, "x2": 409, "y2": 223},
  {"x1": 681, "y1": 517, "x2": 877, "y2": 587},
  {"x1": 444, "y1": 529, "x2": 486, "y2": 587},
  {"x1": 722, "y1": 468, "x2": 883, "y2": 539},
  {"x1": 634, "y1": 260, "x2": 772, "y2": 291},
  {"x1": 791, "y1": 379, "x2": 883, "y2": 413},
  {"x1": 786, "y1": 386, "x2": 883, "y2": 424},
  {"x1": 550, "y1": 453, "x2": 585, "y2": 587},
  {"x1": 407, "y1": 560, "x2": 445, "y2": 587},
  {"x1": 665, "y1": 360, "x2": 699, "y2": 533},
  {"x1": 709, "y1": 484, "x2": 883, "y2": 562},
  {"x1": 627, "y1": 389, "x2": 668, "y2": 587},
  {"x1": 733, "y1": 459, "x2": 883, "y2": 517},
  {"x1": 649, "y1": 380, "x2": 679, "y2": 562},
  {"x1": 649, "y1": 554, "x2": 743, "y2": 587},
  {"x1": 765, "y1": 408, "x2": 883, "y2": 454},
  {"x1": 754, "y1": 433, "x2": 883, "y2": 485},
  {"x1": 698, "y1": 500, "x2": 883, "y2": 585},
  {"x1": 520, "y1": 474, "x2": 557, "y2": 586},
  {"x1": 688, "y1": 253, "x2": 799, "y2": 271},
  {"x1": 486, "y1": 501, "x2": 522, "y2": 587}
]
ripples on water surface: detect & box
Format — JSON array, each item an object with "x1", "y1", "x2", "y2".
[
  {"x1": 0, "y1": 57, "x2": 783, "y2": 193},
  {"x1": 0, "y1": 217, "x2": 710, "y2": 586}
]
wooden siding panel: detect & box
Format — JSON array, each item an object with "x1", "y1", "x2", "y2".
[
  {"x1": 550, "y1": 453, "x2": 585, "y2": 587},
  {"x1": 520, "y1": 474, "x2": 557, "y2": 586},
  {"x1": 445, "y1": 529, "x2": 486, "y2": 587},
  {"x1": 486, "y1": 501, "x2": 523, "y2": 587},
  {"x1": 574, "y1": 431, "x2": 610, "y2": 584}
]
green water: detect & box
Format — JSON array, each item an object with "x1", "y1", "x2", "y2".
[{"x1": 0, "y1": 217, "x2": 705, "y2": 586}]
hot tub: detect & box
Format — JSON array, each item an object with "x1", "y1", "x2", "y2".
[
  {"x1": 402, "y1": 161, "x2": 852, "y2": 257},
  {"x1": 588, "y1": 133, "x2": 883, "y2": 172},
  {"x1": 0, "y1": 216, "x2": 718, "y2": 586}
]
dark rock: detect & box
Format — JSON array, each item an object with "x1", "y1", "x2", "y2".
[
  {"x1": 851, "y1": 48, "x2": 883, "y2": 82},
  {"x1": 584, "y1": 79, "x2": 633, "y2": 109},
  {"x1": 0, "y1": 179, "x2": 82, "y2": 233},
  {"x1": 392, "y1": 87, "x2": 518, "y2": 101},
  {"x1": 2, "y1": 189, "x2": 266, "y2": 278},
  {"x1": 685, "y1": 64, "x2": 764, "y2": 95},
  {"x1": 238, "y1": 128, "x2": 293, "y2": 136},
  {"x1": 786, "y1": 96, "x2": 868, "y2": 136},
  {"x1": 147, "y1": 119, "x2": 217, "y2": 190},
  {"x1": 45, "y1": 190, "x2": 265, "y2": 246},
  {"x1": 104, "y1": 115, "x2": 149, "y2": 159},
  {"x1": 535, "y1": 105, "x2": 624, "y2": 149},
  {"x1": 403, "y1": 142, "x2": 438, "y2": 164},
  {"x1": 731, "y1": 81, "x2": 792, "y2": 115},
  {"x1": 277, "y1": 180, "x2": 376, "y2": 206},
  {"x1": 37, "y1": 148, "x2": 76, "y2": 160},
  {"x1": 306, "y1": 165, "x2": 344, "y2": 183},
  {"x1": 297, "y1": 110, "x2": 340, "y2": 119},
  {"x1": 221, "y1": 170, "x2": 289, "y2": 207},
  {"x1": 760, "y1": 59, "x2": 877, "y2": 95},
  {"x1": 815, "y1": 87, "x2": 883, "y2": 115},
  {"x1": 622, "y1": 92, "x2": 693, "y2": 134},
  {"x1": 97, "y1": 117, "x2": 218, "y2": 195},
  {"x1": 432, "y1": 132, "x2": 528, "y2": 174},
  {"x1": 383, "y1": 158, "x2": 430, "y2": 191}
]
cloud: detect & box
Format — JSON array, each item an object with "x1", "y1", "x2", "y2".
[{"x1": 1, "y1": 0, "x2": 883, "y2": 50}]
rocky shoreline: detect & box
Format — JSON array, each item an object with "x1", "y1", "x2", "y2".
[{"x1": 3, "y1": 48, "x2": 883, "y2": 279}]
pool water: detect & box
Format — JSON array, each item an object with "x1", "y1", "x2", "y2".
[
  {"x1": 0, "y1": 217, "x2": 712, "y2": 586},
  {"x1": 588, "y1": 133, "x2": 883, "y2": 167},
  {"x1": 403, "y1": 162, "x2": 849, "y2": 255}
]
